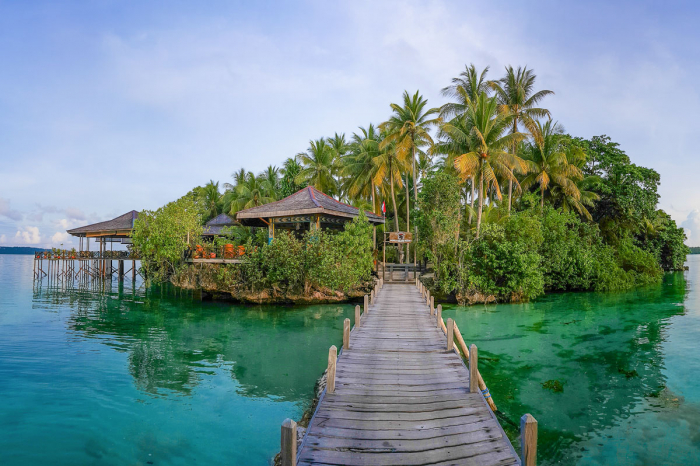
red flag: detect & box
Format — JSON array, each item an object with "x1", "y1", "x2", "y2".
[{"x1": 381, "y1": 201, "x2": 386, "y2": 215}]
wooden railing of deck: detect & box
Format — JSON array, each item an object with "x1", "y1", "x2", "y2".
[{"x1": 280, "y1": 277, "x2": 539, "y2": 466}]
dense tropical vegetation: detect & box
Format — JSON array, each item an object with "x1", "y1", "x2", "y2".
[{"x1": 133, "y1": 63, "x2": 689, "y2": 303}]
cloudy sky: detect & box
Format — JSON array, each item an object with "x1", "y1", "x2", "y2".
[{"x1": 1, "y1": 0, "x2": 699, "y2": 247}]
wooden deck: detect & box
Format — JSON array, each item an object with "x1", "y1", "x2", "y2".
[{"x1": 295, "y1": 283, "x2": 521, "y2": 466}]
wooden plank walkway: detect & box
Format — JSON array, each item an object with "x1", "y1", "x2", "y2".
[{"x1": 295, "y1": 283, "x2": 521, "y2": 466}]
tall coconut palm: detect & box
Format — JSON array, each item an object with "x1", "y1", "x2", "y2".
[
  {"x1": 440, "y1": 64, "x2": 491, "y2": 119},
  {"x1": 224, "y1": 172, "x2": 275, "y2": 213},
  {"x1": 550, "y1": 142, "x2": 600, "y2": 220},
  {"x1": 440, "y1": 65, "x2": 491, "y2": 226},
  {"x1": 199, "y1": 180, "x2": 222, "y2": 222},
  {"x1": 453, "y1": 92, "x2": 526, "y2": 238},
  {"x1": 296, "y1": 138, "x2": 339, "y2": 196},
  {"x1": 520, "y1": 120, "x2": 582, "y2": 209},
  {"x1": 279, "y1": 158, "x2": 306, "y2": 198},
  {"x1": 489, "y1": 66, "x2": 553, "y2": 213},
  {"x1": 258, "y1": 165, "x2": 281, "y2": 201},
  {"x1": 342, "y1": 124, "x2": 381, "y2": 213},
  {"x1": 381, "y1": 91, "x2": 439, "y2": 262}
]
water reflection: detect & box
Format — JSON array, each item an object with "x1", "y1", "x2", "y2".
[
  {"x1": 444, "y1": 271, "x2": 694, "y2": 465},
  {"x1": 33, "y1": 282, "x2": 351, "y2": 401}
]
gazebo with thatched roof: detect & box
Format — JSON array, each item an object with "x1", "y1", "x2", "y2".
[{"x1": 236, "y1": 186, "x2": 383, "y2": 240}]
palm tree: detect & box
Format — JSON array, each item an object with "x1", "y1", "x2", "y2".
[
  {"x1": 550, "y1": 142, "x2": 600, "y2": 220},
  {"x1": 453, "y1": 92, "x2": 526, "y2": 238},
  {"x1": 489, "y1": 66, "x2": 553, "y2": 213},
  {"x1": 224, "y1": 171, "x2": 274, "y2": 213},
  {"x1": 342, "y1": 124, "x2": 381, "y2": 213},
  {"x1": 440, "y1": 64, "x2": 491, "y2": 119},
  {"x1": 440, "y1": 65, "x2": 491, "y2": 225},
  {"x1": 372, "y1": 136, "x2": 404, "y2": 235},
  {"x1": 381, "y1": 91, "x2": 439, "y2": 262},
  {"x1": 520, "y1": 120, "x2": 582, "y2": 209},
  {"x1": 199, "y1": 180, "x2": 222, "y2": 221},
  {"x1": 258, "y1": 165, "x2": 281, "y2": 201},
  {"x1": 296, "y1": 138, "x2": 339, "y2": 196},
  {"x1": 279, "y1": 158, "x2": 306, "y2": 198}
]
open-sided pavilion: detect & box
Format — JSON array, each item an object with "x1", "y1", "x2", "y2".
[{"x1": 235, "y1": 186, "x2": 384, "y2": 240}]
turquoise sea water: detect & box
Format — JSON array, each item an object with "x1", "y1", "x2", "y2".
[
  {"x1": 0, "y1": 255, "x2": 351, "y2": 465},
  {"x1": 1, "y1": 254, "x2": 700, "y2": 465},
  {"x1": 443, "y1": 255, "x2": 700, "y2": 465}
]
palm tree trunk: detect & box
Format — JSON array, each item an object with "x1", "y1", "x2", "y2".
[
  {"x1": 508, "y1": 120, "x2": 518, "y2": 214},
  {"x1": 371, "y1": 180, "x2": 376, "y2": 214},
  {"x1": 476, "y1": 163, "x2": 484, "y2": 239},
  {"x1": 390, "y1": 170, "x2": 400, "y2": 263},
  {"x1": 405, "y1": 172, "x2": 410, "y2": 263},
  {"x1": 468, "y1": 176, "x2": 475, "y2": 224},
  {"x1": 541, "y1": 185, "x2": 545, "y2": 209},
  {"x1": 411, "y1": 140, "x2": 418, "y2": 269}
]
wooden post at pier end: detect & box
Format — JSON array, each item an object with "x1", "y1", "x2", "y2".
[
  {"x1": 343, "y1": 318, "x2": 350, "y2": 351},
  {"x1": 327, "y1": 345, "x2": 337, "y2": 394},
  {"x1": 132, "y1": 260, "x2": 136, "y2": 280},
  {"x1": 446, "y1": 318, "x2": 454, "y2": 351},
  {"x1": 521, "y1": 414, "x2": 538, "y2": 466},
  {"x1": 355, "y1": 305, "x2": 361, "y2": 328},
  {"x1": 118, "y1": 260, "x2": 124, "y2": 281},
  {"x1": 469, "y1": 344, "x2": 479, "y2": 393},
  {"x1": 281, "y1": 418, "x2": 297, "y2": 466}
]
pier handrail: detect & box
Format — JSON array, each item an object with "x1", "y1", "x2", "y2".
[{"x1": 282, "y1": 278, "x2": 537, "y2": 466}]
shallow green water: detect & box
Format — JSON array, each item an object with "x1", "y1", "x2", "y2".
[
  {"x1": 0, "y1": 255, "x2": 352, "y2": 465},
  {"x1": 443, "y1": 255, "x2": 700, "y2": 465},
  {"x1": 2, "y1": 255, "x2": 700, "y2": 465}
]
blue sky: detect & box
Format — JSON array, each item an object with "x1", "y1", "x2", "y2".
[{"x1": 1, "y1": 0, "x2": 700, "y2": 247}]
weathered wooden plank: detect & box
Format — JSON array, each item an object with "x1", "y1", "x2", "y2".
[{"x1": 297, "y1": 283, "x2": 520, "y2": 466}]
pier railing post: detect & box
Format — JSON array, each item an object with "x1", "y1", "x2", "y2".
[
  {"x1": 370, "y1": 289, "x2": 375, "y2": 305},
  {"x1": 364, "y1": 295, "x2": 369, "y2": 314},
  {"x1": 469, "y1": 344, "x2": 478, "y2": 393},
  {"x1": 430, "y1": 296, "x2": 434, "y2": 315},
  {"x1": 355, "y1": 305, "x2": 361, "y2": 328},
  {"x1": 446, "y1": 318, "x2": 454, "y2": 351},
  {"x1": 281, "y1": 418, "x2": 297, "y2": 466},
  {"x1": 521, "y1": 414, "x2": 538, "y2": 466},
  {"x1": 436, "y1": 305, "x2": 442, "y2": 329},
  {"x1": 327, "y1": 345, "x2": 337, "y2": 394},
  {"x1": 343, "y1": 318, "x2": 350, "y2": 351}
]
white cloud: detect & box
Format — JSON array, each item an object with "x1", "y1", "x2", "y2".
[
  {"x1": 681, "y1": 210, "x2": 700, "y2": 246},
  {"x1": 0, "y1": 198, "x2": 23, "y2": 221},
  {"x1": 51, "y1": 231, "x2": 71, "y2": 244},
  {"x1": 14, "y1": 226, "x2": 41, "y2": 244}
]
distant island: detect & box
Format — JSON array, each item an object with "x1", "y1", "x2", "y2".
[{"x1": 0, "y1": 247, "x2": 50, "y2": 255}]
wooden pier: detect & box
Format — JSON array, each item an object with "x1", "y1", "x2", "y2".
[{"x1": 281, "y1": 281, "x2": 537, "y2": 466}]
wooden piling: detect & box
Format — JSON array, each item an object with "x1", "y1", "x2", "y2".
[
  {"x1": 436, "y1": 305, "x2": 442, "y2": 329},
  {"x1": 281, "y1": 418, "x2": 297, "y2": 466},
  {"x1": 469, "y1": 344, "x2": 478, "y2": 393},
  {"x1": 355, "y1": 305, "x2": 361, "y2": 328},
  {"x1": 521, "y1": 414, "x2": 538, "y2": 466},
  {"x1": 327, "y1": 345, "x2": 337, "y2": 394},
  {"x1": 364, "y1": 295, "x2": 368, "y2": 314},
  {"x1": 370, "y1": 290, "x2": 375, "y2": 305},
  {"x1": 446, "y1": 318, "x2": 454, "y2": 351},
  {"x1": 118, "y1": 260, "x2": 124, "y2": 281},
  {"x1": 430, "y1": 296, "x2": 434, "y2": 315},
  {"x1": 343, "y1": 318, "x2": 350, "y2": 351},
  {"x1": 435, "y1": 303, "x2": 440, "y2": 318}
]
